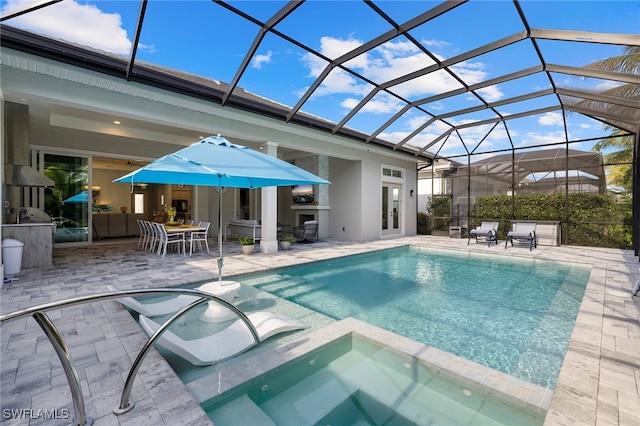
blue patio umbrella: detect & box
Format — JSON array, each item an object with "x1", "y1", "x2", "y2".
[
  {"x1": 114, "y1": 134, "x2": 329, "y2": 281},
  {"x1": 62, "y1": 190, "x2": 89, "y2": 204}
]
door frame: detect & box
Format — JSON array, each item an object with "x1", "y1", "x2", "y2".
[{"x1": 381, "y1": 165, "x2": 405, "y2": 238}]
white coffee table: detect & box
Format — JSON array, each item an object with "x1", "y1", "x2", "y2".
[{"x1": 198, "y1": 280, "x2": 241, "y2": 323}]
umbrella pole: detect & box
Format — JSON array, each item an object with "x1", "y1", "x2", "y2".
[{"x1": 217, "y1": 181, "x2": 224, "y2": 283}]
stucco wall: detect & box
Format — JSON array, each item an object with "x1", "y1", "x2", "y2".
[
  {"x1": 93, "y1": 168, "x2": 132, "y2": 212},
  {"x1": 329, "y1": 157, "x2": 361, "y2": 241}
]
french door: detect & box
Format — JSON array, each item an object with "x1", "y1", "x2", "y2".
[{"x1": 381, "y1": 184, "x2": 401, "y2": 236}]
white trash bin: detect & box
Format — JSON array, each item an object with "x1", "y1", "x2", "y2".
[{"x1": 3, "y1": 239, "x2": 24, "y2": 276}]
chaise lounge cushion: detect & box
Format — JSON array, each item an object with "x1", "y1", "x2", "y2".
[
  {"x1": 139, "y1": 311, "x2": 307, "y2": 365},
  {"x1": 505, "y1": 222, "x2": 537, "y2": 250},
  {"x1": 468, "y1": 221, "x2": 499, "y2": 247},
  {"x1": 108, "y1": 285, "x2": 199, "y2": 317}
]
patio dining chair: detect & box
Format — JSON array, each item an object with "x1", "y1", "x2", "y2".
[
  {"x1": 154, "y1": 222, "x2": 186, "y2": 258},
  {"x1": 136, "y1": 219, "x2": 147, "y2": 249},
  {"x1": 189, "y1": 221, "x2": 211, "y2": 255},
  {"x1": 144, "y1": 220, "x2": 158, "y2": 252}
]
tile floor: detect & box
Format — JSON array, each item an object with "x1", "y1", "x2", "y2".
[{"x1": 1, "y1": 236, "x2": 638, "y2": 425}]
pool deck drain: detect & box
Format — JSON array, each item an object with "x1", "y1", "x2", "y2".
[{"x1": 1, "y1": 236, "x2": 638, "y2": 425}]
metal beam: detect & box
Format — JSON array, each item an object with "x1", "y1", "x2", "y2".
[
  {"x1": 565, "y1": 104, "x2": 640, "y2": 126},
  {"x1": 332, "y1": 88, "x2": 378, "y2": 134},
  {"x1": 0, "y1": 0, "x2": 62, "y2": 21},
  {"x1": 436, "y1": 88, "x2": 555, "y2": 121},
  {"x1": 287, "y1": 1, "x2": 465, "y2": 123},
  {"x1": 365, "y1": 104, "x2": 412, "y2": 143},
  {"x1": 339, "y1": 0, "x2": 466, "y2": 65},
  {"x1": 394, "y1": 117, "x2": 436, "y2": 150},
  {"x1": 222, "y1": 1, "x2": 302, "y2": 105},
  {"x1": 125, "y1": 0, "x2": 148, "y2": 81},
  {"x1": 531, "y1": 28, "x2": 640, "y2": 46},
  {"x1": 556, "y1": 87, "x2": 640, "y2": 109},
  {"x1": 456, "y1": 105, "x2": 560, "y2": 130},
  {"x1": 381, "y1": 31, "x2": 529, "y2": 91},
  {"x1": 547, "y1": 64, "x2": 640, "y2": 85},
  {"x1": 416, "y1": 128, "x2": 454, "y2": 157}
]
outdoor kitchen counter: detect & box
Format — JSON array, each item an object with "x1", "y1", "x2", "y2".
[{"x1": 2, "y1": 223, "x2": 54, "y2": 269}]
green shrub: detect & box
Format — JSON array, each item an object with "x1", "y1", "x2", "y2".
[
  {"x1": 470, "y1": 193, "x2": 631, "y2": 249},
  {"x1": 417, "y1": 212, "x2": 429, "y2": 234},
  {"x1": 426, "y1": 195, "x2": 451, "y2": 231},
  {"x1": 237, "y1": 236, "x2": 254, "y2": 245}
]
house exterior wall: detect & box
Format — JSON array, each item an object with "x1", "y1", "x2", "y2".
[
  {"x1": 1, "y1": 48, "x2": 420, "y2": 243},
  {"x1": 329, "y1": 157, "x2": 362, "y2": 241}
]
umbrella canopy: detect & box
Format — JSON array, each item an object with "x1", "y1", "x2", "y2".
[
  {"x1": 63, "y1": 191, "x2": 88, "y2": 204},
  {"x1": 114, "y1": 135, "x2": 328, "y2": 189},
  {"x1": 114, "y1": 135, "x2": 329, "y2": 281}
]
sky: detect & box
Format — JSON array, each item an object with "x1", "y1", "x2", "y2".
[{"x1": 1, "y1": 0, "x2": 638, "y2": 160}]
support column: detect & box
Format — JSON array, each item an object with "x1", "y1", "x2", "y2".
[{"x1": 260, "y1": 141, "x2": 279, "y2": 254}]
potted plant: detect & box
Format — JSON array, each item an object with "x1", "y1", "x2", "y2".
[
  {"x1": 237, "y1": 236, "x2": 255, "y2": 254},
  {"x1": 279, "y1": 235, "x2": 296, "y2": 250},
  {"x1": 166, "y1": 206, "x2": 177, "y2": 223}
]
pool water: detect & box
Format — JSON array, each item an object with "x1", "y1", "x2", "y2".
[
  {"x1": 203, "y1": 334, "x2": 545, "y2": 425},
  {"x1": 244, "y1": 246, "x2": 590, "y2": 389}
]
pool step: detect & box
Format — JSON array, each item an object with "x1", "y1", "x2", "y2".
[
  {"x1": 260, "y1": 366, "x2": 357, "y2": 424},
  {"x1": 260, "y1": 351, "x2": 474, "y2": 425},
  {"x1": 209, "y1": 350, "x2": 542, "y2": 426},
  {"x1": 207, "y1": 394, "x2": 275, "y2": 426}
]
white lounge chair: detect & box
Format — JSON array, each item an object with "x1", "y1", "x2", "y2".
[
  {"x1": 505, "y1": 222, "x2": 537, "y2": 251},
  {"x1": 108, "y1": 285, "x2": 199, "y2": 317},
  {"x1": 468, "y1": 221, "x2": 499, "y2": 246},
  {"x1": 139, "y1": 311, "x2": 307, "y2": 366}
]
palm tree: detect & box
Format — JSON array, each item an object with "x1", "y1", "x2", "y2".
[
  {"x1": 582, "y1": 46, "x2": 639, "y2": 192},
  {"x1": 592, "y1": 127, "x2": 633, "y2": 191}
]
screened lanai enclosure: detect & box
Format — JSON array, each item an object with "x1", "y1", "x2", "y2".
[
  {"x1": 1, "y1": 0, "x2": 639, "y2": 252},
  {"x1": 419, "y1": 147, "x2": 631, "y2": 248}
]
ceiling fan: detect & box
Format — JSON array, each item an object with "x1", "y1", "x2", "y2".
[{"x1": 127, "y1": 160, "x2": 145, "y2": 168}]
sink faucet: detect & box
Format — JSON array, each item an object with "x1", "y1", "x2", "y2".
[{"x1": 16, "y1": 207, "x2": 28, "y2": 224}]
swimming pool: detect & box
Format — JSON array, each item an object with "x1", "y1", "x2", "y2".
[{"x1": 241, "y1": 246, "x2": 591, "y2": 389}]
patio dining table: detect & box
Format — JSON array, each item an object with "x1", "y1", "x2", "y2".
[
  {"x1": 164, "y1": 224, "x2": 206, "y2": 233},
  {"x1": 163, "y1": 224, "x2": 208, "y2": 256}
]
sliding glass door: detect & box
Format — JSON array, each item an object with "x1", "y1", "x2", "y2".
[{"x1": 43, "y1": 153, "x2": 90, "y2": 244}]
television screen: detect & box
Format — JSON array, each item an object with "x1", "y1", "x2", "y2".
[{"x1": 292, "y1": 184, "x2": 314, "y2": 204}]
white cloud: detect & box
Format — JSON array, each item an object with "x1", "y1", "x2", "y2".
[
  {"x1": 319, "y1": 36, "x2": 363, "y2": 61},
  {"x1": 2, "y1": 0, "x2": 131, "y2": 55},
  {"x1": 392, "y1": 70, "x2": 462, "y2": 99},
  {"x1": 341, "y1": 92, "x2": 403, "y2": 114},
  {"x1": 593, "y1": 80, "x2": 621, "y2": 91},
  {"x1": 301, "y1": 35, "x2": 504, "y2": 115},
  {"x1": 538, "y1": 112, "x2": 564, "y2": 126},
  {"x1": 251, "y1": 50, "x2": 273, "y2": 70},
  {"x1": 420, "y1": 38, "x2": 450, "y2": 49},
  {"x1": 476, "y1": 85, "x2": 504, "y2": 103},
  {"x1": 515, "y1": 131, "x2": 567, "y2": 147}
]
